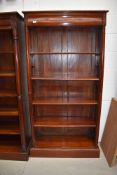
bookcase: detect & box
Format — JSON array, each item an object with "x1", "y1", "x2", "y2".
[
  {"x1": 24, "y1": 11, "x2": 108, "y2": 157},
  {"x1": 0, "y1": 12, "x2": 30, "y2": 160}
]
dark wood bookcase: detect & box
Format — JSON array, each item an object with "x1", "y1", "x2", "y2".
[
  {"x1": 0, "y1": 12, "x2": 30, "y2": 160},
  {"x1": 24, "y1": 11, "x2": 108, "y2": 157}
]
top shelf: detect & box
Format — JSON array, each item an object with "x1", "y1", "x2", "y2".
[{"x1": 30, "y1": 52, "x2": 101, "y2": 55}]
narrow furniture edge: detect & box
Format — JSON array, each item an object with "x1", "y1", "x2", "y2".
[
  {"x1": 0, "y1": 11, "x2": 23, "y2": 19},
  {"x1": 23, "y1": 10, "x2": 109, "y2": 14}
]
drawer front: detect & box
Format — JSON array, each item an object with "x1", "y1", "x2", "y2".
[{"x1": 27, "y1": 16, "x2": 104, "y2": 26}]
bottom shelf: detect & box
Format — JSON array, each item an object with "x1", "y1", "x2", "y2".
[
  {"x1": 35, "y1": 135, "x2": 95, "y2": 149},
  {"x1": 0, "y1": 136, "x2": 29, "y2": 160},
  {"x1": 30, "y1": 135, "x2": 99, "y2": 158}
]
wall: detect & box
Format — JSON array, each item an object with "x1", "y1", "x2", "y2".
[{"x1": 0, "y1": 0, "x2": 117, "y2": 141}]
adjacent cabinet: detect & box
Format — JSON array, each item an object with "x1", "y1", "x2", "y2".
[
  {"x1": 0, "y1": 12, "x2": 30, "y2": 160},
  {"x1": 24, "y1": 11, "x2": 108, "y2": 158}
]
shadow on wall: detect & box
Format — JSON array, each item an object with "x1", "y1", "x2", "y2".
[
  {"x1": 0, "y1": 0, "x2": 18, "y2": 6},
  {"x1": 0, "y1": 0, "x2": 16, "y2": 2}
]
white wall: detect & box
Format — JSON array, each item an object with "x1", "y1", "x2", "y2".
[
  {"x1": 0, "y1": 0, "x2": 23, "y2": 13},
  {"x1": 0, "y1": 0, "x2": 117, "y2": 141}
]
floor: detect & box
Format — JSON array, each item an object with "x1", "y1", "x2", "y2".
[{"x1": 0, "y1": 149, "x2": 117, "y2": 175}]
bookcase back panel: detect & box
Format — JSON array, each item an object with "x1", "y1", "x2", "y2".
[
  {"x1": 68, "y1": 81, "x2": 98, "y2": 101},
  {"x1": 0, "y1": 116, "x2": 19, "y2": 130},
  {"x1": 0, "y1": 54, "x2": 15, "y2": 72},
  {"x1": 31, "y1": 55, "x2": 64, "y2": 77},
  {"x1": 35, "y1": 128, "x2": 95, "y2": 137},
  {"x1": 29, "y1": 27, "x2": 101, "y2": 53},
  {"x1": 0, "y1": 30, "x2": 14, "y2": 52},
  {"x1": 0, "y1": 97, "x2": 18, "y2": 108},
  {"x1": 32, "y1": 80, "x2": 98, "y2": 101},
  {"x1": 0, "y1": 77, "x2": 16, "y2": 91},
  {"x1": 33, "y1": 105, "x2": 96, "y2": 119},
  {"x1": 68, "y1": 55, "x2": 99, "y2": 78},
  {"x1": 0, "y1": 116, "x2": 19, "y2": 123},
  {"x1": 31, "y1": 54, "x2": 99, "y2": 78},
  {"x1": 0, "y1": 135, "x2": 21, "y2": 148}
]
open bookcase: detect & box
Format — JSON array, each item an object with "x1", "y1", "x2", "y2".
[
  {"x1": 0, "y1": 12, "x2": 30, "y2": 160},
  {"x1": 24, "y1": 11, "x2": 108, "y2": 157}
]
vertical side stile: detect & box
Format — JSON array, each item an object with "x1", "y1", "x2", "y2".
[
  {"x1": 95, "y1": 24, "x2": 105, "y2": 145},
  {"x1": 25, "y1": 19, "x2": 36, "y2": 146},
  {"x1": 12, "y1": 17, "x2": 26, "y2": 151}
]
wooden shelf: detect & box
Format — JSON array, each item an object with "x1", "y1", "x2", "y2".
[
  {"x1": 0, "y1": 51, "x2": 14, "y2": 54},
  {"x1": 0, "y1": 109, "x2": 19, "y2": 116},
  {"x1": 31, "y1": 76, "x2": 99, "y2": 81},
  {"x1": 0, "y1": 135, "x2": 29, "y2": 160},
  {"x1": 32, "y1": 99, "x2": 98, "y2": 105},
  {"x1": 0, "y1": 123, "x2": 20, "y2": 135},
  {"x1": 0, "y1": 72, "x2": 15, "y2": 77},
  {"x1": 34, "y1": 117, "x2": 96, "y2": 128},
  {"x1": 30, "y1": 52, "x2": 100, "y2": 55},
  {"x1": 0, "y1": 91, "x2": 17, "y2": 97},
  {"x1": 0, "y1": 26, "x2": 12, "y2": 30},
  {"x1": 35, "y1": 135, "x2": 95, "y2": 148},
  {"x1": 0, "y1": 137, "x2": 21, "y2": 152}
]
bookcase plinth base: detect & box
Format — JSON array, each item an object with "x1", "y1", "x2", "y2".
[{"x1": 30, "y1": 146, "x2": 100, "y2": 158}]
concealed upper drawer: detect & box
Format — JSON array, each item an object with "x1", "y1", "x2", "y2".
[{"x1": 26, "y1": 15, "x2": 105, "y2": 26}]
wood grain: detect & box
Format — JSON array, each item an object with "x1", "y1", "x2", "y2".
[
  {"x1": 101, "y1": 98, "x2": 117, "y2": 167},
  {"x1": 24, "y1": 11, "x2": 107, "y2": 157},
  {"x1": 0, "y1": 12, "x2": 30, "y2": 160}
]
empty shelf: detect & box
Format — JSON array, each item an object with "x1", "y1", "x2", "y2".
[
  {"x1": 0, "y1": 51, "x2": 14, "y2": 54},
  {"x1": 31, "y1": 76, "x2": 99, "y2": 81},
  {"x1": 0, "y1": 72, "x2": 15, "y2": 77},
  {"x1": 0, "y1": 123, "x2": 20, "y2": 135},
  {"x1": 0, "y1": 109, "x2": 19, "y2": 116},
  {"x1": 0, "y1": 91, "x2": 17, "y2": 97},
  {"x1": 32, "y1": 99, "x2": 98, "y2": 105},
  {"x1": 30, "y1": 52, "x2": 100, "y2": 55},
  {"x1": 0, "y1": 136, "x2": 21, "y2": 153},
  {"x1": 34, "y1": 117, "x2": 96, "y2": 128},
  {"x1": 35, "y1": 135, "x2": 95, "y2": 149}
]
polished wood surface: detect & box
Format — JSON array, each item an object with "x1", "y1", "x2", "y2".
[
  {"x1": 0, "y1": 12, "x2": 30, "y2": 160},
  {"x1": 24, "y1": 11, "x2": 107, "y2": 157},
  {"x1": 34, "y1": 117, "x2": 96, "y2": 128},
  {"x1": 32, "y1": 99, "x2": 98, "y2": 105},
  {"x1": 23, "y1": 10, "x2": 108, "y2": 27},
  {"x1": 0, "y1": 72, "x2": 15, "y2": 77},
  {"x1": 0, "y1": 123, "x2": 20, "y2": 135},
  {"x1": 0, "y1": 135, "x2": 28, "y2": 160},
  {"x1": 101, "y1": 98, "x2": 117, "y2": 167},
  {"x1": 35, "y1": 135, "x2": 95, "y2": 148},
  {"x1": 0, "y1": 108, "x2": 18, "y2": 116}
]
